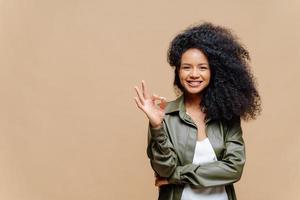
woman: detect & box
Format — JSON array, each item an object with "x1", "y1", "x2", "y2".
[{"x1": 134, "y1": 22, "x2": 261, "y2": 200}]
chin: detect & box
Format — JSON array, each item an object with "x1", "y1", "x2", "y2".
[{"x1": 185, "y1": 88, "x2": 203, "y2": 95}]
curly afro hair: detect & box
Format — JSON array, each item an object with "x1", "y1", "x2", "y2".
[{"x1": 167, "y1": 22, "x2": 261, "y2": 121}]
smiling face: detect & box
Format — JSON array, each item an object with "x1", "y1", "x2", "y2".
[{"x1": 178, "y1": 48, "x2": 211, "y2": 95}]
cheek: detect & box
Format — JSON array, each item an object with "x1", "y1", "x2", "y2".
[
  {"x1": 205, "y1": 70, "x2": 211, "y2": 81},
  {"x1": 178, "y1": 70, "x2": 184, "y2": 80},
  {"x1": 178, "y1": 71, "x2": 186, "y2": 85},
  {"x1": 206, "y1": 76, "x2": 211, "y2": 84},
  {"x1": 207, "y1": 73, "x2": 211, "y2": 81},
  {"x1": 201, "y1": 71, "x2": 211, "y2": 85}
]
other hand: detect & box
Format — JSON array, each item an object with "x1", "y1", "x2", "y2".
[
  {"x1": 155, "y1": 176, "x2": 169, "y2": 187},
  {"x1": 134, "y1": 80, "x2": 167, "y2": 128}
]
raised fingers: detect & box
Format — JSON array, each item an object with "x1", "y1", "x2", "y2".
[
  {"x1": 134, "y1": 85, "x2": 145, "y2": 104},
  {"x1": 134, "y1": 97, "x2": 143, "y2": 110},
  {"x1": 142, "y1": 80, "x2": 151, "y2": 99}
]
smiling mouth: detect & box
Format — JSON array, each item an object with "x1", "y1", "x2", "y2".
[{"x1": 187, "y1": 81, "x2": 203, "y2": 87}]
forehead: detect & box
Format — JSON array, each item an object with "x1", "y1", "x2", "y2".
[{"x1": 181, "y1": 48, "x2": 208, "y2": 64}]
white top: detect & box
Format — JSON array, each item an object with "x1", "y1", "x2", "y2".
[{"x1": 181, "y1": 138, "x2": 228, "y2": 200}]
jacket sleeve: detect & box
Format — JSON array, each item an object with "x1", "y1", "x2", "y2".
[
  {"x1": 147, "y1": 120, "x2": 178, "y2": 178},
  {"x1": 168, "y1": 118, "x2": 245, "y2": 188}
]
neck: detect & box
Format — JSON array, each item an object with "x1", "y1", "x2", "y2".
[{"x1": 184, "y1": 93, "x2": 202, "y2": 109}]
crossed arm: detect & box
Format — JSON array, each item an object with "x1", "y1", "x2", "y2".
[{"x1": 147, "y1": 118, "x2": 245, "y2": 188}]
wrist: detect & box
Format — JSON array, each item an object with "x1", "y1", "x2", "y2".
[{"x1": 150, "y1": 123, "x2": 162, "y2": 130}]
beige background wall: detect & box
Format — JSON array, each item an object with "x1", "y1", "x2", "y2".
[{"x1": 0, "y1": 0, "x2": 299, "y2": 199}]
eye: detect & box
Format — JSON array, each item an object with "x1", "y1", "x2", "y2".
[
  {"x1": 199, "y1": 65, "x2": 209, "y2": 70},
  {"x1": 181, "y1": 65, "x2": 191, "y2": 70}
]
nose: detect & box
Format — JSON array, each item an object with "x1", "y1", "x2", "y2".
[{"x1": 189, "y1": 68, "x2": 200, "y2": 78}]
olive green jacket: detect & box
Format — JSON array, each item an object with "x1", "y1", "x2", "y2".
[{"x1": 147, "y1": 95, "x2": 245, "y2": 200}]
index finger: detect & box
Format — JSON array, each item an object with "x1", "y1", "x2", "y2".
[{"x1": 142, "y1": 80, "x2": 151, "y2": 99}]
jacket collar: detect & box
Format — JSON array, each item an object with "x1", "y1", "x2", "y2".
[
  {"x1": 165, "y1": 94, "x2": 185, "y2": 114},
  {"x1": 165, "y1": 94, "x2": 212, "y2": 123}
]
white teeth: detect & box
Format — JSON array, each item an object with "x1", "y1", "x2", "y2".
[{"x1": 188, "y1": 81, "x2": 202, "y2": 86}]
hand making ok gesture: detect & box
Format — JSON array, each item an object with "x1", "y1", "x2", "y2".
[{"x1": 134, "y1": 80, "x2": 167, "y2": 129}]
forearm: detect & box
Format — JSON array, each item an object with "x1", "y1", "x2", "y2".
[
  {"x1": 168, "y1": 121, "x2": 245, "y2": 188},
  {"x1": 147, "y1": 122, "x2": 178, "y2": 178},
  {"x1": 168, "y1": 159, "x2": 244, "y2": 188}
]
